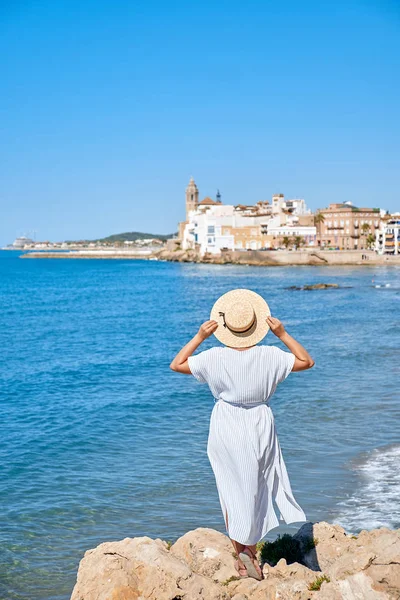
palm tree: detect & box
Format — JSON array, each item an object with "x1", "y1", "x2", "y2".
[
  {"x1": 282, "y1": 236, "x2": 291, "y2": 249},
  {"x1": 314, "y1": 212, "x2": 325, "y2": 246},
  {"x1": 361, "y1": 223, "x2": 370, "y2": 235},
  {"x1": 366, "y1": 233, "x2": 375, "y2": 250},
  {"x1": 294, "y1": 235, "x2": 304, "y2": 250},
  {"x1": 360, "y1": 223, "x2": 370, "y2": 249}
]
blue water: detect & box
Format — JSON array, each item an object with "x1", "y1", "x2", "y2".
[{"x1": 1, "y1": 251, "x2": 399, "y2": 600}]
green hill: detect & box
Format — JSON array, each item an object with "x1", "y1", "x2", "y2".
[{"x1": 95, "y1": 231, "x2": 176, "y2": 243}]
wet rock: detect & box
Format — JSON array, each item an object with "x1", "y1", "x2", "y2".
[
  {"x1": 287, "y1": 283, "x2": 342, "y2": 290},
  {"x1": 304, "y1": 283, "x2": 339, "y2": 289}
]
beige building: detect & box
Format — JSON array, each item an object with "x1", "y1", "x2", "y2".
[
  {"x1": 316, "y1": 202, "x2": 380, "y2": 249},
  {"x1": 220, "y1": 224, "x2": 273, "y2": 250}
]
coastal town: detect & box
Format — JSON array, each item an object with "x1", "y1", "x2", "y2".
[
  {"x1": 174, "y1": 177, "x2": 400, "y2": 255},
  {"x1": 6, "y1": 176, "x2": 400, "y2": 263}
]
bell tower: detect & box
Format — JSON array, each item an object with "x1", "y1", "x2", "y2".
[{"x1": 185, "y1": 176, "x2": 199, "y2": 219}]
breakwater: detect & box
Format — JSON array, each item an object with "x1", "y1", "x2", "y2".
[{"x1": 20, "y1": 247, "x2": 400, "y2": 265}]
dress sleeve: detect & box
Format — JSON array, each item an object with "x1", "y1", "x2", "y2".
[
  {"x1": 269, "y1": 346, "x2": 296, "y2": 384},
  {"x1": 187, "y1": 349, "x2": 211, "y2": 383}
]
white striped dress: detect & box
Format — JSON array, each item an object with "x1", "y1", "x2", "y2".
[{"x1": 187, "y1": 344, "x2": 307, "y2": 546}]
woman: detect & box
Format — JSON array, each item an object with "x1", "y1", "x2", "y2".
[{"x1": 170, "y1": 289, "x2": 314, "y2": 580}]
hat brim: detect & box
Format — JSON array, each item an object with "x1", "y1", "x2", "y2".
[{"x1": 210, "y1": 289, "x2": 271, "y2": 348}]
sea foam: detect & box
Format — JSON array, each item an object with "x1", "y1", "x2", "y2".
[{"x1": 335, "y1": 443, "x2": 400, "y2": 533}]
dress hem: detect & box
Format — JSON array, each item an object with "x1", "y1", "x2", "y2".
[{"x1": 227, "y1": 514, "x2": 308, "y2": 546}]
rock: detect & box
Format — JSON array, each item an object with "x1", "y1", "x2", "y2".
[
  {"x1": 170, "y1": 527, "x2": 238, "y2": 584},
  {"x1": 225, "y1": 576, "x2": 278, "y2": 600},
  {"x1": 313, "y1": 580, "x2": 347, "y2": 599},
  {"x1": 265, "y1": 558, "x2": 315, "y2": 582},
  {"x1": 337, "y1": 572, "x2": 390, "y2": 599},
  {"x1": 70, "y1": 522, "x2": 400, "y2": 600},
  {"x1": 331, "y1": 527, "x2": 400, "y2": 597},
  {"x1": 70, "y1": 536, "x2": 229, "y2": 600},
  {"x1": 286, "y1": 283, "x2": 345, "y2": 290},
  {"x1": 366, "y1": 564, "x2": 400, "y2": 598},
  {"x1": 303, "y1": 283, "x2": 339, "y2": 289},
  {"x1": 294, "y1": 520, "x2": 354, "y2": 571},
  {"x1": 314, "y1": 572, "x2": 390, "y2": 599}
]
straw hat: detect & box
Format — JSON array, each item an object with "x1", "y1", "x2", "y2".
[{"x1": 210, "y1": 288, "x2": 271, "y2": 348}]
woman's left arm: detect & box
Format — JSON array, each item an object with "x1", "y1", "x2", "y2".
[{"x1": 170, "y1": 320, "x2": 218, "y2": 374}]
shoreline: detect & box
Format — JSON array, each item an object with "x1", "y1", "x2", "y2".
[{"x1": 20, "y1": 247, "x2": 400, "y2": 267}]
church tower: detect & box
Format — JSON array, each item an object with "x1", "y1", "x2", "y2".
[{"x1": 185, "y1": 176, "x2": 199, "y2": 219}]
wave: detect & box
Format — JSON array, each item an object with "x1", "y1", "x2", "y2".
[{"x1": 335, "y1": 443, "x2": 400, "y2": 533}]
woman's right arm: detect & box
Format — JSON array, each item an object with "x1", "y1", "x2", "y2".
[{"x1": 266, "y1": 316, "x2": 315, "y2": 371}]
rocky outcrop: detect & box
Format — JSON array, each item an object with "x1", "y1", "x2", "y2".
[
  {"x1": 156, "y1": 248, "x2": 400, "y2": 267},
  {"x1": 70, "y1": 534, "x2": 228, "y2": 600},
  {"x1": 70, "y1": 522, "x2": 400, "y2": 600},
  {"x1": 287, "y1": 283, "x2": 341, "y2": 290}
]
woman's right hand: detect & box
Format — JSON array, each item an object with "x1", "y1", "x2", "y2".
[
  {"x1": 198, "y1": 320, "x2": 218, "y2": 341},
  {"x1": 266, "y1": 315, "x2": 286, "y2": 338}
]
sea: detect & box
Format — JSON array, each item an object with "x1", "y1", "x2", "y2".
[{"x1": 0, "y1": 250, "x2": 399, "y2": 600}]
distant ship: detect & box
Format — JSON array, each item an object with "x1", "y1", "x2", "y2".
[
  {"x1": 12, "y1": 236, "x2": 34, "y2": 248},
  {"x1": 1, "y1": 236, "x2": 35, "y2": 250}
]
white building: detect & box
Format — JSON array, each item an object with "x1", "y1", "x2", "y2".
[
  {"x1": 272, "y1": 194, "x2": 310, "y2": 217},
  {"x1": 183, "y1": 204, "x2": 235, "y2": 254},
  {"x1": 267, "y1": 224, "x2": 317, "y2": 246},
  {"x1": 180, "y1": 179, "x2": 315, "y2": 255},
  {"x1": 184, "y1": 202, "x2": 275, "y2": 254},
  {"x1": 376, "y1": 218, "x2": 400, "y2": 255}
]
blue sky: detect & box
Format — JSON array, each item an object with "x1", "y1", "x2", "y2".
[{"x1": 1, "y1": 0, "x2": 399, "y2": 244}]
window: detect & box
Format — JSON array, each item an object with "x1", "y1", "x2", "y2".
[
  {"x1": 208, "y1": 237, "x2": 214, "y2": 244},
  {"x1": 340, "y1": 220, "x2": 344, "y2": 226},
  {"x1": 207, "y1": 225, "x2": 215, "y2": 234}
]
